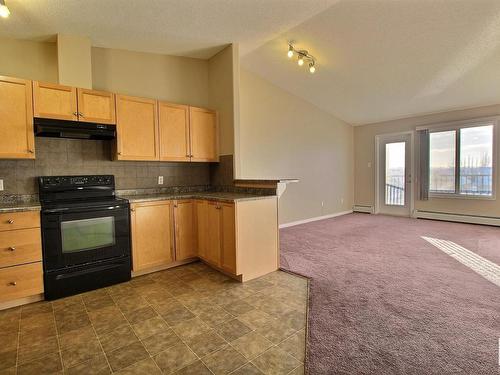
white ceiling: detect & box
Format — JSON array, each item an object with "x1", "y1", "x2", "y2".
[
  {"x1": 242, "y1": 0, "x2": 500, "y2": 125},
  {"x1": 3, "y1": 0, "x2": 500, "y2": 124},
  {"x1": 0, "y1": 0, "x2": 336, "y2": 58}
]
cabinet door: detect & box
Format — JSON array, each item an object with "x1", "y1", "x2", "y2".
[
  {"x1": 131, "y1": 201, "x2": 173, "y2": 271},
  {"x1": 195, "y1": 200, "x2": 208, "y2": 260},
  {"x1": 189, "y1": 107, "x2": 218, "y2": 162},
  {"x1": 115, "y1": 95, "x2": 159, "y2": 160},
  {"x1": 159, "y1": 102, "x2": 190, "y2": 161},
  {"x1": 0, "y1": 76, "x2": 35, "y2": 159},
  {"x1": 174, "y1": 200, "x2": 196, "y2": 261},
  {"x1": 77, "y1": 88, "x2": 116, "y2": 124},
  {"x1": 206, "y1": 202, "x2": 221, "y2": 266},
  {"x1": 33, "y1": 81, "x2": 77, "y2": 121},
  {"x1": 220, "y1": 203, "x2": 236, "y2": 274}
]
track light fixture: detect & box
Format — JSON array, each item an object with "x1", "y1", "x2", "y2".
[
  {"x1": 0, "y1": 0, "x2": 10, "y2": 18},
  {"x1": 286, "y1": 42, "x2": 316, "y2": 74}
]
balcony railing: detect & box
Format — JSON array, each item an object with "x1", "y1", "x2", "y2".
[
  {"x1": 385, "y1": 176, "x2": 404, "y2": 206},
  {"x1": 430, "y1": 174, "x2": 492, "y2": 195}
]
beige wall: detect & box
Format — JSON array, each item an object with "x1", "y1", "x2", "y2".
[
  {"x1": 57, "y1": 34, "x2": 92, "y2": 89},
  {"x1": 0, "y1": 37, "x2": 210, "y2": 108},
  {"x1": 208, "y1": 44, "x2": 237, "y2": 155},
  {"x1": 0, "y1": 37, "x2": 58, "y2": 82},
  {"x1": 238, "y1": 68, "x2": 354, "y2": 224},
  {"x1": 355, "y1": 104, "x2": 500, "y2": 217},
  {"x1": 91, "y1": 46, "x2": 209, "y2": 107}
]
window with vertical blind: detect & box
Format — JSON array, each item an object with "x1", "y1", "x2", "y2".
[{"x1": 428, "y1": 121, "x2": 495, "y2": 197}]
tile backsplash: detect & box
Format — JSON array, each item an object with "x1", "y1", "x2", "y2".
[{"x1": 0, "y1": 138, "x2": 210, "y2": 196}]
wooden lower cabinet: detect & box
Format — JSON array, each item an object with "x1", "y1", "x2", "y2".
[
  {"x1": 130, "y1": 201, "x2": 173, "y2": 272},
  {"x1": 0, "y1": 211, "x2": 43, "y2": 307},
  {"x1": 129, "y1": 197, "x2": 279, "y2": 282},
  {"x1": 220, "y1": 203, "x2": 236, "y2": 274},
  {"x1": 203, "y1": 201, "x2": 236, "y2": 273},
  {"x1": 173, "y1": 200, "x2": 196, "y2": 261},
  {"x1": 206, "y1": 202, "x2": 222, "y2": 266},
  {"x1": 195, "y1": 200, "x2": 208, "y2": 259},
  {"x1": 0, "y1": 228, "x2": 42, "y2": 268},
  {"x1": 0, "y1": 262, "x2": 43, "y2": 303}
]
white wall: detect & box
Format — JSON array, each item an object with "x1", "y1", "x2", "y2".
[{"x1": 238, "y1": 68, "x2": 354, "y2": 224}]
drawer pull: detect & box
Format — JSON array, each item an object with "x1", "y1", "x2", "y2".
[
  {"x1": 7, "y1": 219, "x2": 14, "y2": 224},
  {"x1": 8, "y1": 247, "x2": 15, "y2": 252},
  {"x1": 8, "y1": 281, "x2": 17, "y2": 286}
]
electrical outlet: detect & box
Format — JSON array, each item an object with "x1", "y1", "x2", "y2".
[
  {"x1": 158, "y1": 176, "x2": 164, "y2": 185},
  {"x1": 321, "y1": 201, "x2": 324, "y2": 207},
  {"x1": 367, "y1": 162, "x2": 372, "y2": 168},
  {"x1": 341, "y1": 197, "x2": 344, "y2": 205},
  {"x1": 0, "y1": 179, "x2": 3, "y2": 191}
]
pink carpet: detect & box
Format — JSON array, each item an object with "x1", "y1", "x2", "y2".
[{"x1": 280, "y1": 213, "x2": 500, "y2": 374}]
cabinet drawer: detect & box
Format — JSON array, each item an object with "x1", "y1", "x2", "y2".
[
  {"x1": 0, "y1": 228, "x2": 42, "y2": 268},
  {"x1": 0, "y1": 211, "x2": 40, "y2": 231},
  {"x1": 0, "y1": 262, "x2": 43, "y2": 303}
]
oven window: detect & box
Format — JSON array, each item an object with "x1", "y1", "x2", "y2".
[{"x1": 61, "y1": 217, "x2": 115, "y2": 253}]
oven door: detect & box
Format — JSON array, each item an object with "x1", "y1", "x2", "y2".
[{"x1": 41, "y1": 204, "x2": 130, "y2": 271}]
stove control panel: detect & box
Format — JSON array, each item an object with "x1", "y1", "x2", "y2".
[{"x1": 39, "y1": 175, "x2": 114, "y2": 188}]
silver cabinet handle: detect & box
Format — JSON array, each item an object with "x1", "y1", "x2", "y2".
[
  {"x1": 8, "y1": 281, "x2": 16, "y2": 286},
  {"x1": 28, "y1": 149, "x2": 34, "y2": 153},
  {"x1": 78, "y1": 112, "x2": 84, "y2": 117},
  {"x1": 8, "y1": 247, "x2": 15, "y2": 252},
  {"x1": 7, "y1": 219, "x2": 14, "y2": 224},
  {"x1": 73, "y1": 112, "x2": 78, "y2": 116}
]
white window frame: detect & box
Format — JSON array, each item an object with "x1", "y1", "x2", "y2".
[{"x1": 427, "y1": 117, "x2": 497, "y2": 200}]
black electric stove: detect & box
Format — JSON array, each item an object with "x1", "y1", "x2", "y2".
[{"x1": 39, "y1": 175, "x2": 131, "y2": 300}]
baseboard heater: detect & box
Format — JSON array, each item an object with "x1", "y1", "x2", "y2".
[
  {"x1": 353, "y1": 205, "x2": 373, "y2": 214},
  {"x1": 415, "y1": 210, "x2": 500, "y2": 226}
]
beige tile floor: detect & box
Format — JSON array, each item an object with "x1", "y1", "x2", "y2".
[{"x1": 0, "y1": 262, "x2": 309, "y2": 374}]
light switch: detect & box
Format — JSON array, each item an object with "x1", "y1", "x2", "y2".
[
  {"x1": 0, "y1": 179, "x2": 3, "y2": 191},
  {"x1": 158, "y1": 176, "x2": 164, "y2": 185}
]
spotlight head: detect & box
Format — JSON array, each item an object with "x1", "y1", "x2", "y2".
[{"x1": 0, "y1": 0, "x2": 10, "y2": 18}]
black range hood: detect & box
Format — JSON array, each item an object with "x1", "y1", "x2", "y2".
[{"x1": 34, "y1": 118, "x2": 116, "y2": 140}]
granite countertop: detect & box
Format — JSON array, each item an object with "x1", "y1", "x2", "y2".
[
  {"x1": 0, "y1": 202, "x2": 41, "y2": 213},
  {"x1": 119, "y1": 191, "x2": 276, "y2": 203},
  {"x1": 0, "y1": 192, "x2": 275, "y2": 213}
]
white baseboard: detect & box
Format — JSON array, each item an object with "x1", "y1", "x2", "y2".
[
  {"x1": 415, "y1": 210, "x2": 500, "y2": 226},
  {"x1": 279, "y1": 210, "x2": 352, "y2": 228},
  {"x1": 353, "y1": 204, "x2": 374, "y2": 213}
]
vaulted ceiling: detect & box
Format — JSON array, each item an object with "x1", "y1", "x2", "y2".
[
  {"x1": 242, "y1": 0, "x2": 500, "y2": 124},
  {"x1": 0, "y1": 0, "x2": 336, "y2": 58},
  {"x1": 2, "y1": 0, "x2": 500, "y2": 125}
]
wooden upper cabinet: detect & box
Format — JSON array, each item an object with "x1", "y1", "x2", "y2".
[
  {"x1": 77, "y1": 89, "x2": 116, "y2": 124},
  {"x1": 33, "y1": 81, "x2": 78, "y2": 121},
  {"x1": 220, "y1": 203, "x2": 236, "y2": 274},
  {"x1": 0, "y1": 76, "x2": 35, "y2": 159},
  {"x1": 115, "y1": 95, "x2": 159, "y2": 161},
  {"x1": 159, "y1": 102, "x2": 190, "y2": 162},
  {"x1": 130, "y1": 201, "x2": 173, "y2": 272},
  {"x1": 174, "y1": 200, "x2": 197, "y2": 261},
  {"x1": 189, "y1": 106, "x2": 218, "y2": 162}
]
